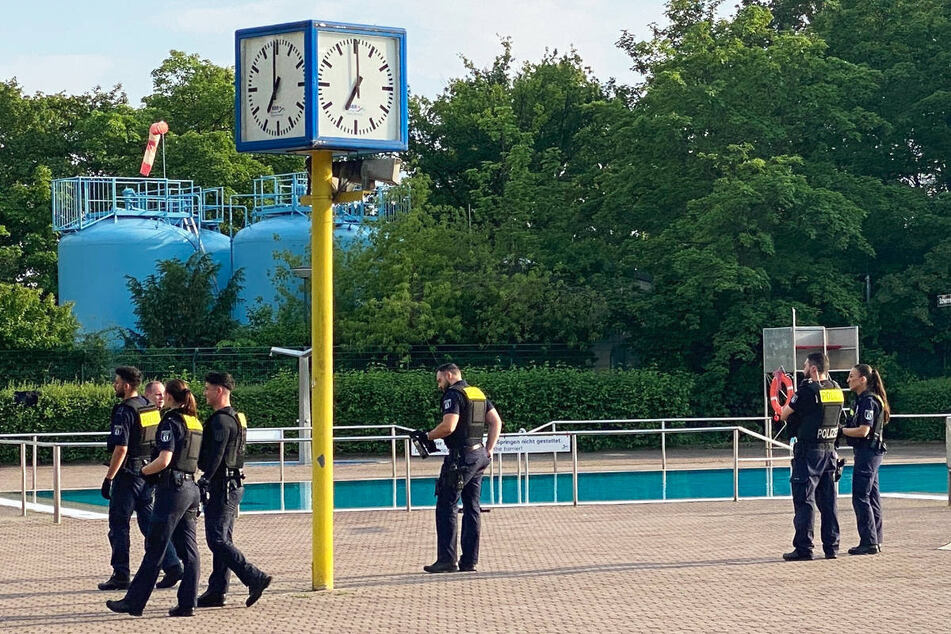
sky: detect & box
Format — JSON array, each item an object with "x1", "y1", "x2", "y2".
[{"x1": 0, "y1": 0, "x2": 676, "y2": 103}]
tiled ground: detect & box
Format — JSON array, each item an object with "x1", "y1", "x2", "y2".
[{"x1": 2, "y1": 494, "x2": 951, "y2": 632}]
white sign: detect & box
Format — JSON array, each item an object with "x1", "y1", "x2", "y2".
[
  {"x1": 410, "y1": 434, "x2": 571, "y2": 457},
  {"x1": 938, "y1": 294, "x2": 951, "y2": 307}
]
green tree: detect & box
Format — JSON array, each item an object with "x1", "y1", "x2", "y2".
[
  {"x1": 0, "y1": 282, "x2": 78, "y2": 348},
  {"x1": 126, "y1": 252, "x2": 243, "y2": 347}
]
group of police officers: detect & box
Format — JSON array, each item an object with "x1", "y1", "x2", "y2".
[
  {"x1": 95, "y1": 354, "x2": 888, "y2": 615},
  {"x1": 99, "y1": 367, "x2": 271, "y2": 617},
  {"x1": 779, "y1": 352, "x2": 889, "y2": 560}
]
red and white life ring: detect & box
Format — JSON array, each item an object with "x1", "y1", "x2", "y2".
[{"x1": 769, "y1": 370, "x2": 794, "y2": 421}]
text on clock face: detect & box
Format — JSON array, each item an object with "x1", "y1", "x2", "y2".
[
  {"x1": 318, "y1": 37, "x2": 395, "y2": 135},
  {"x1": 246, "y1": 37, "x2": 306, "y2": 136}
]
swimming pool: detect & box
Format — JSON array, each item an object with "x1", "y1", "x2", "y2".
[{"x1": 35, "y1": 461, "x2": 948, "y2": 513}]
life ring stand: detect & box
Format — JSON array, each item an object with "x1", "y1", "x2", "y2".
[{"x1": 769, "y1": 370, "x2": 794, "y2": 422}]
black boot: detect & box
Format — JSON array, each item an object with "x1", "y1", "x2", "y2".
[
  {"x1": 105, "y1": 599, "x2": 142, "y2": 616},
  {"x1": 423, "y1": 560, "x2": 459, "y2": 573},
  {"x1": 155, "y1": 566, "x2": 184, "y2": 589},
  {"x1": 168, "y1": 605, "x2": 195, "y2": 617},
  {"x1": 196, "y1": 591, "x2": 227, "y2": 608},
  {"x1": 246, "y1": 575, "x2": 272, "y2": 607},
  {"x1": 98, "y1": 574, "x2": 130, "y2": 591}
]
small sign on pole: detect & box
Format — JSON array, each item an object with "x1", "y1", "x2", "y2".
[
  {"x1": 937, "y1": 294, "x2": 951, "y2": 308},
  {"x1": 410, "y1": 434, "x2": 571, "y2": 457}
]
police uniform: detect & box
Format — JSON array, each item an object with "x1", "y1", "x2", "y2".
[
  {"x1": 787, "y1": 378, "x2": 844, "y2": 559},
  {"x1": 197, "y1": 407, "x2": 269, "y2": 602},
  {"x1": 434, "y1": 380, "x2": 493, "y2": 570},
  {"x1": 845, "y1": 392, "x2": 886, "y2": 548},
  {"x1": 121, "y1": 408, "x2": 202, "y2": 614},
  {"x1": 105, "y1": 396, "x2": 182, "y2": 582}
]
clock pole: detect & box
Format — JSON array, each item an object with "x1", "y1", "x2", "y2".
[{"x1": 308, "y1": 149, "x2": 335, "y2": 590}]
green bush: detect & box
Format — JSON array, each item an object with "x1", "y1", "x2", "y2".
[
  {"x1": 0, "y1": 368, "x2": 695, "y2": 462},
  {"x1": 887, "y1": 377, "x2": 951, "y2": 441}
]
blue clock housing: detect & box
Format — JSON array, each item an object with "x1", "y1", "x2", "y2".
[{"x1": 235, "y1": 20, "x2": 408, "y2": 154}]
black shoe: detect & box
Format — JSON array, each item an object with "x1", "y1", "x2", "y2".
[
  {"x1": 246, "y1": 575, "x2": 272, "y2": 607},
  {"x1": 824, "y1": 551, "x2": 838, "y2": 560},
  {"x1": 848, "y1": 544, "x2": 881, "y2": 555},
  {"x1": 155, "y1": 567, "x2": 183, "y2": 589},
  {"x1": 196, "y1": 591, "x2": 227, "y2": 608},
  {"x1": 105, "y1": 599, "x2": 142, "y2": 617},
  {"x1": 168, "y1": 605, "x2": 194, "y2": 617},
  {"x1": 423, "y1": 560, "x2": 458, "y2": 573},
  {"x1": 458, "y1": 564, "x2": 477, "y2": 572},
  {"x1": 98, "y1": 575, "x2": 130, "y2": 591},
  {"x1": 782, "y1": 550, "x2": 813, "y2": 561}
]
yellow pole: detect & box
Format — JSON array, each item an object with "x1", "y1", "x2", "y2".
[{"x1": 308, "y1": 150, "x2": 334, "y2": 590}]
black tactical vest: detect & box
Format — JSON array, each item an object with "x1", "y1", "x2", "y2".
[
  {"x1": 115, "y1": 397, "x2": 161, "y2": 463},
  {"x1": 847, "y1": 392, "x2": 886, "y2": 450},
  {"x1": 444, "y1": 384, "x2": 488, "y2": 450},
  {"x1": 170, "y1": 412, "x2": 203, "y2": 474},
  {"x1": 796, "y1": 379, "x2": 844, "y2": 448},
  {"x1": 223, "y1": 409, "x2": 248, "y2": 470}
]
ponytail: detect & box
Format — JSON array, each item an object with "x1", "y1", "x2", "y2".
[
  {"x1": 869, "y1": 369, "x2": 890, "y2": 424},
  {"x1": 853, "y1": 364, "x2": 890, "y2": 424},
  {"x1": 165, "y1": 379, "x2": 198, "y2": 417}
]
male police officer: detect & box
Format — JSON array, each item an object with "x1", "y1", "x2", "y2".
[
  {"x1": 779, "y1": 352, "x2": 845, "y2": 560},
  {"x1": 195, "y1": 372, "x2": 272, "y2": 608},
  {"x1": 418, "y1": 363, "x2": 503, "y2": 573},
  {"x1": 144, "y1": 380, "x2": 166, "y2": 410},
  {"x1": 99, "y1": 366, "x2": 183, "y2": 591}
]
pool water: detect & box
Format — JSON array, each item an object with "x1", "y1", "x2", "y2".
[{"x1": 38, "y1": 462, "x2": 947, "y2": 512}]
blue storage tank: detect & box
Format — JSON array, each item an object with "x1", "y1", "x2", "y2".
[
  {"x1": 58, "y1": 218, "x2": 200, "y2": 333},
  {"x1": 198, "y1": 228, "x2": 233, "y2": 292},
  {"x1": 233, "y1": 213, "x2": 311, "y2": 316}
]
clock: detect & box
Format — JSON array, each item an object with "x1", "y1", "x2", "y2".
[
  {"x1": 235, "y1": 21, "x2": 407, "y2": 153},
  {"x1": 316, "y1": 31, "x2": 401, "y2": 144}
]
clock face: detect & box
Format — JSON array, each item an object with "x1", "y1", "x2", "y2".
[
  {"x1": 316, "y1": 31, "x2": 401, "y2": 142},
  {"x1": 240, "y1": 31, "x2": 307, "y2": 142}
]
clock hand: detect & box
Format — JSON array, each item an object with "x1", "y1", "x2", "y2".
[
  {"x1": 267, "y1": 76, "x2": 281, "y2": 113},
  {"x1": 354, "y1": 40, "x2": 361, "y2": 98},
  {"x1": 344, "y1": 76, "x2": 363, "y2": 111}
]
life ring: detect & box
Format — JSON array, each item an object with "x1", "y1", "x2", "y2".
[{"x1": 769, "y1": 371, "x2": 794, "y2": 421}]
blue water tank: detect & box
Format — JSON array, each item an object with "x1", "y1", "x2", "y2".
[
  {"x1": 198, "y1": 228, "x2": 233, "y2": 292},
  {"x1": 58, "y1": 218, "x2": 200, "y2": 333},
  {"x1": 233, "y1": 214, "x2": 311, "y2": 318}
]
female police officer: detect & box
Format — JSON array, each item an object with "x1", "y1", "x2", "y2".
[
  {"x1": 106, "y1": 379, "x2": 202, "y2": 617},
  {"x1": 842, "y1": 364, "x2": 889, "y2": 555}
]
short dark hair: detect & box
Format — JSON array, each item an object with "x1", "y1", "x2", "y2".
[
  {"x1": 115, "y1": 366, "x2": 142, "y2": 389},
  {"x1": 205, "y1": 372, "x2": 235, "y2": 391},
  {"x1": 806, "y1": 352, "x2": 829, "y2": 373},
  {"x1": 436, "y1": 363, "x2": 460, "y2": 375}
]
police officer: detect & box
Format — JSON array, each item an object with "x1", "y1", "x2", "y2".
[
  {"x1": 420, "y1": 363, "x2": 503, "y2": 573},
  {"x1": 842, "y1": 363, "x2": 889, "y2": 554},
  {"x1": 779, "y1": 352, "x2": 845, "y2": 560},
  {"x1": 106, "y1": 379, "x2": 203, "y2": 617},
  {"x1": 195, "y1": 372, "x2": 272, "y2": 608},
  {"x1": 98, "y1": 367, "x2": 183, "y2": 591}
]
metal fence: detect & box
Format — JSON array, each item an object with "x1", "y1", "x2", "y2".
[{"x1": 0, "y1": 343, "x2": 597, "y2": 386}]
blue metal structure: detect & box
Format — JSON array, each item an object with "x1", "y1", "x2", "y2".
[
  {"x1": 232, "y1": 172, "x2": 408, "y2": 319},
  {"x1": 53, "y1": 177, "x2": 233, "y2": 334},
  {"x1": 234, "y1": 20, "x2": 408, "y2": 153}
]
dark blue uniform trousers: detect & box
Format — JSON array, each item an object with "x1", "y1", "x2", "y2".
[
  {"x1": 108, "y1": 469, "x2": 182, "y2": 578},
  {"x1": 790, "y1": 446, "x2": 840, "y2": 556},
  {"x1": 851, "y1": 446, "x2": 884, "y2": 546},
  {"x1": 203, "y1": 485, "x2": 267, "y2": 594},
  {"x1": 123, "y1": 479, "x2": 200, "y2": 613},
  {"x1": 435, "y1": 447, "x2": 490, "y2": 567}
]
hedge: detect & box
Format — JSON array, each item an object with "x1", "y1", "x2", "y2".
[
  {"x1": 0, "y1": 368, "x2": 694, "y2": 463},
  {"x1": 887, "y1": 376, "x2": 951, "y2": 441}
]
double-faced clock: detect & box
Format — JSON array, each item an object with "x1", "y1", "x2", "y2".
[{"x1": 235, "y1": 21, "x2": 408, "y2": 153}]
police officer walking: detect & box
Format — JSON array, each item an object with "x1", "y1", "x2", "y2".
[
  {"x1": 418, "y1": 363, "x2": 503, "y2": 573},
  {"x1": 195, "y1": 372, "x2": 272, "y2": 608},
  {"x1": 842, "y1": 363, "x2": 889, "y2": 555},
  {"x1": 106, "y1": 379, "x2": 203, "y2": 617},
  {"x1": 98, "y1": 366, "x2": 183, "y2": 591},
  {"x1": 779, "y1": 352, "x2": 845, "y2": 560}
]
